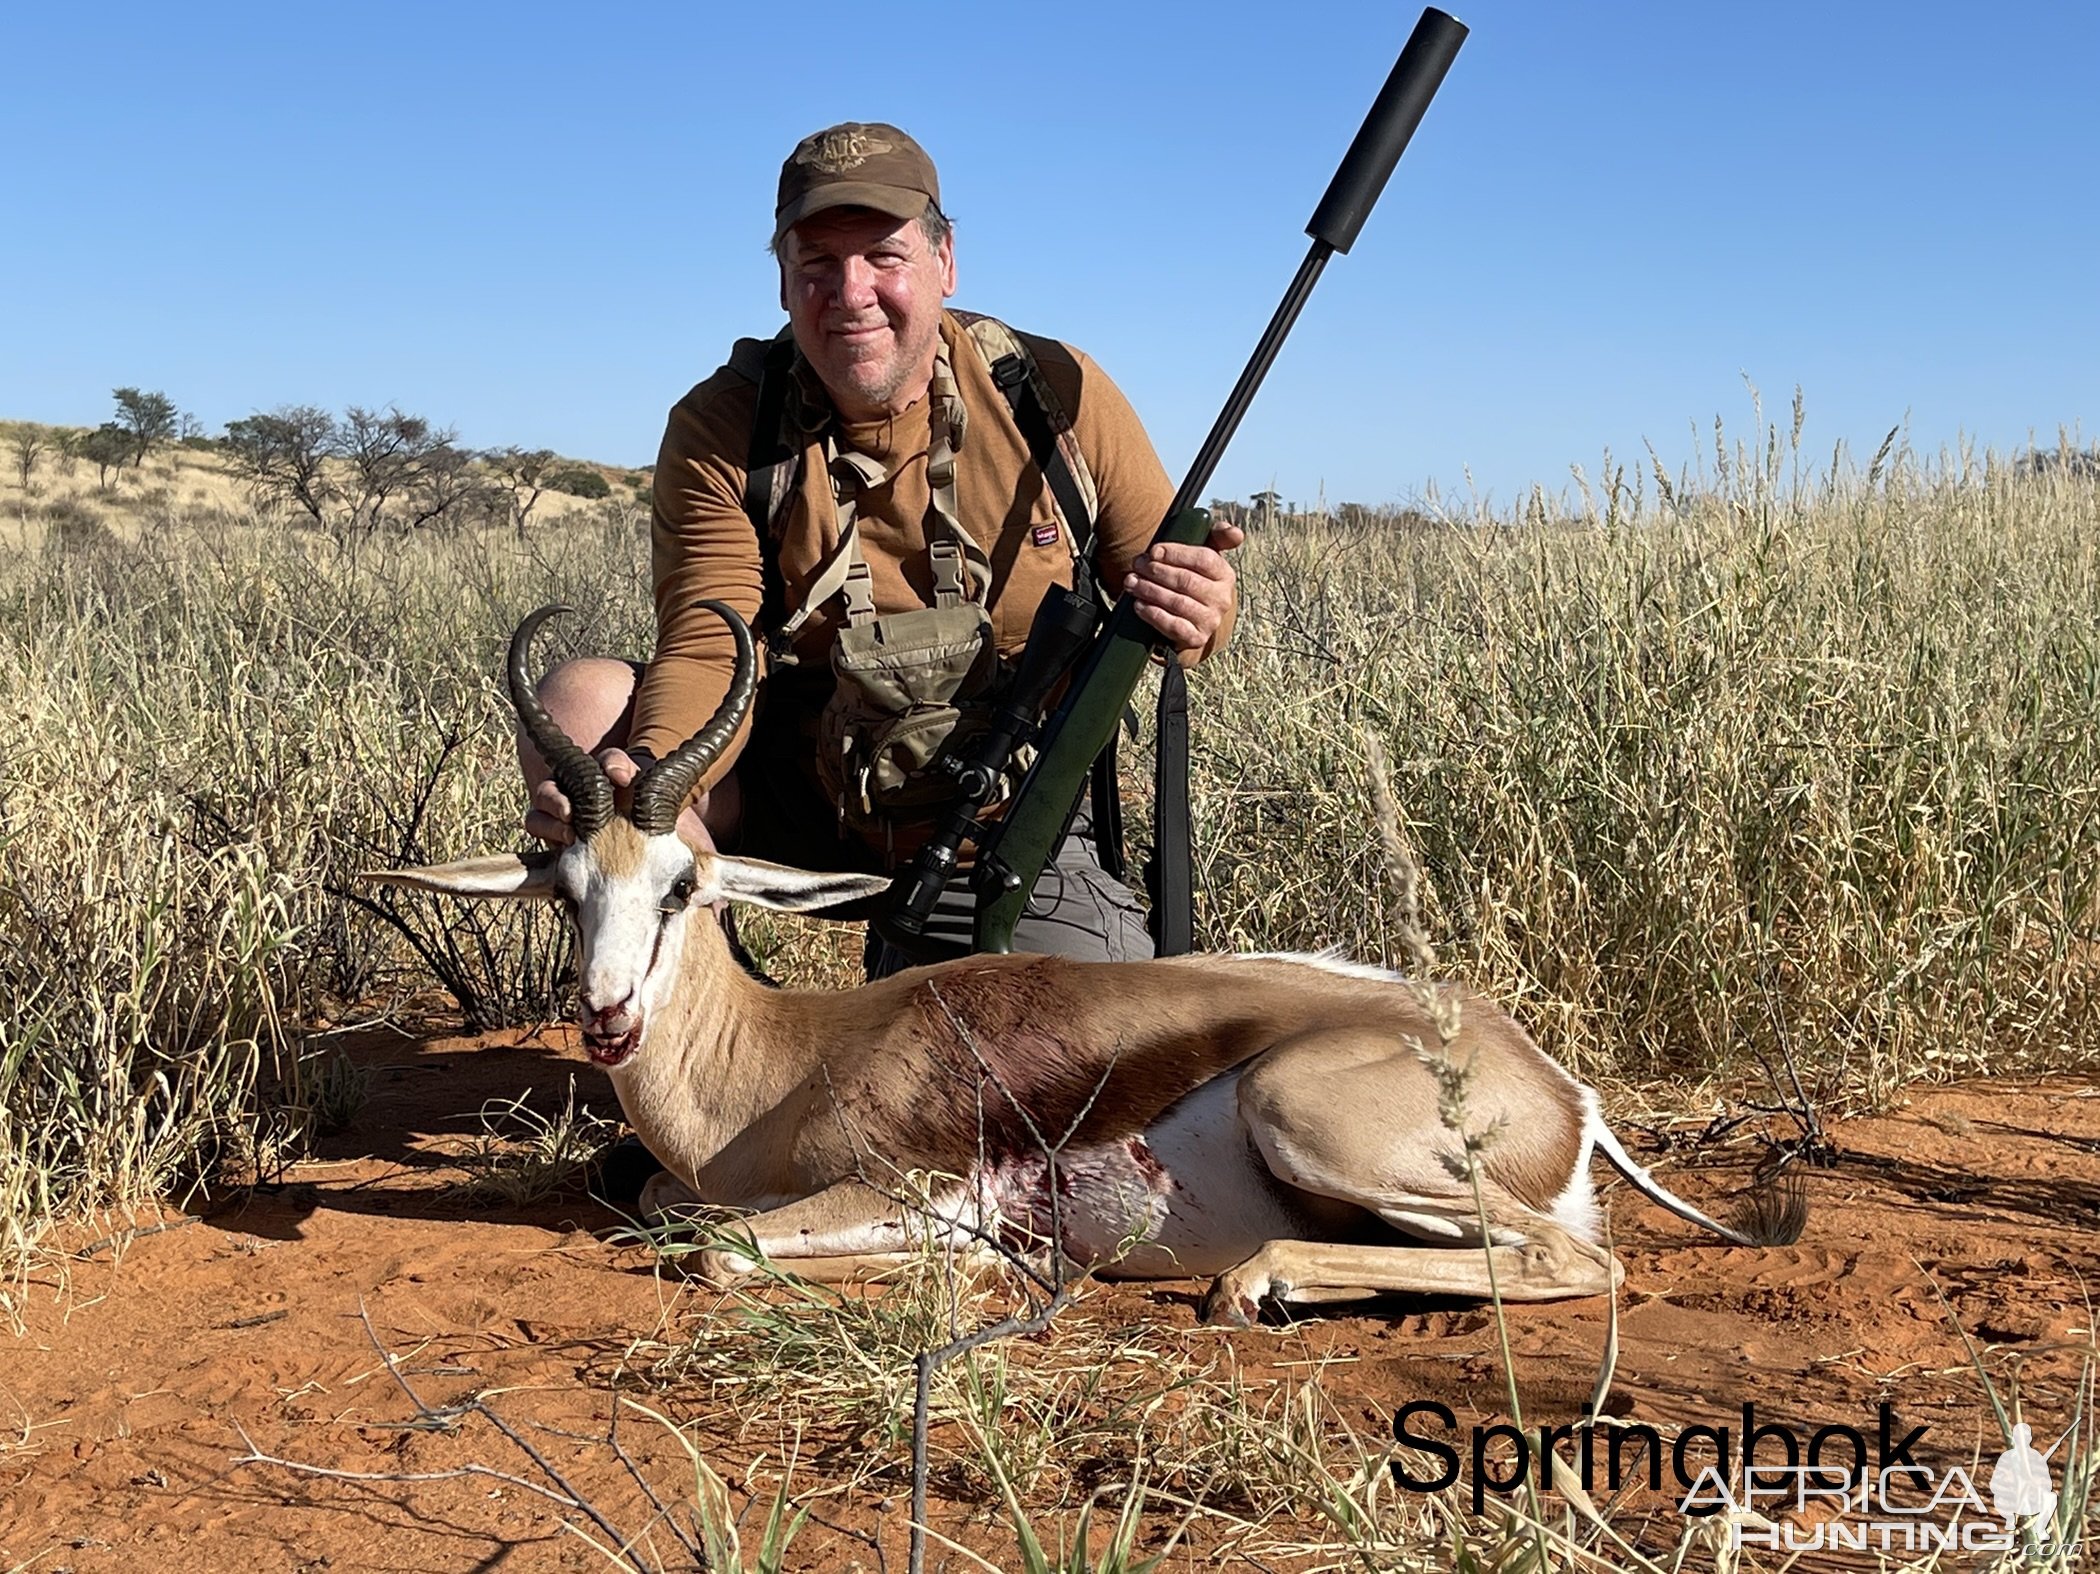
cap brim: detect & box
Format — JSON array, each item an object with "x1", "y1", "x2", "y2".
[{"x1": 773, "y1": 182, "x2": 929, "y2": 245}]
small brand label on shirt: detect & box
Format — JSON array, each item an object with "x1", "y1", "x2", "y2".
[{"x1": 1032, "y1": 523, "x2": 1062, "y2": 548}]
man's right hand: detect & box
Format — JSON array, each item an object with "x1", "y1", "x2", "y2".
[{"x1": 526, "y1": 748, "x2": 718, "y2": 852}]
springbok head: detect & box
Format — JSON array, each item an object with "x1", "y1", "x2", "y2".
[{"x1": 362, "y1": 601, "x2": 891, "y2": 1070}]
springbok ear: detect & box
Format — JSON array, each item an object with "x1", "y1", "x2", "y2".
[
  {"x1": 359, "y1": 852, "x2": 561, "y2": 901},
  {"x1": 711, "y1": 855, "x2": 893, "y2": 915}
]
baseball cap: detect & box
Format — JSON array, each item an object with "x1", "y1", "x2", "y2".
[{"x1": 774, "y1": 122, "x2": 943, "y2": 246}]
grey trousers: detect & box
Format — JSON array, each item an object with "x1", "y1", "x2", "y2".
[{"x1": 862, "y1": 825, "x2": 1154, "y2": 978}]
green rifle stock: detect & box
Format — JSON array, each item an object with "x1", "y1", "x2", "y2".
[{"x1": 971, "y1": 7, "x2": 1469, "y2": 953}]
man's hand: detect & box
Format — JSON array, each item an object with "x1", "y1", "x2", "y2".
[
  {"x1": 525, "y1": 748, "x2": 717, "y2": 851},
  {"x1": 1122, "y1": 520, "x2": 1245, "y2": 660}
]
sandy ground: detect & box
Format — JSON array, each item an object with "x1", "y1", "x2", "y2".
[{"x1": 3, "y1": 1025, "x2": 2095, "y2": 1572}]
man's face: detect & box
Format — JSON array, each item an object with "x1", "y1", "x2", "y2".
[{"x1": 781, "y1": 207, "x2": 956, "y2": 421}]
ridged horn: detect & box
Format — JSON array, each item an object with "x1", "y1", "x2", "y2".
[
  {"x1": 631, "y1": 599, "x2": 757, "y2": 836},
  {"x1": 507, "y1": 604, "x2": 614, "y2": 841}
]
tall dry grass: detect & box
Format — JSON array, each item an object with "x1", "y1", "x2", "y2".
[
  {"x1": 0, "y1": 487, "x2": 654, "y2": 1313},
  {"x1": 2, "y1": 419, "x2": 2097, "y2": 1299},
  {"x1": 1199, "y1": 424, "x2": 2100, "y2": 1097}
]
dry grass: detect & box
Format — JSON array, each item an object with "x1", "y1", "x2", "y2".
[
  {"x1": 445, "y1": 1078, "x2": 614, "y2": 1207},
  {"x1": 1196, "y1": 426, "x2": 2100, "y2": 1101},
  {"x1": 614, "y1": 1235, "x2": 1758, "y2": 1571}
]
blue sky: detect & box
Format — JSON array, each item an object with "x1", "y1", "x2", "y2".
[{"x1": 2, "y1": 1, "x2": 2092, "y2": 508}]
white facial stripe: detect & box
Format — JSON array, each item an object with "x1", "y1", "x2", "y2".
[{"x1": 574, "y1": 833, "x2": 701, "y2": 1024}]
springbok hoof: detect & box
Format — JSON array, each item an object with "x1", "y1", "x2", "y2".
[
  {"x1": 692, "y1": 1246, "x2": 762, "y2": 1288},
  {"x1": 1198, "y1": 1272, "x2": 1268, "y2": 1328},
  {"x1": 638, "y1": 1171, "x2": 706, "y2": 1228}
]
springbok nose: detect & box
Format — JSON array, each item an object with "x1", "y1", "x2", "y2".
[{"x1": 583, "y1": 991, "x2": 636, "y2": 1029}]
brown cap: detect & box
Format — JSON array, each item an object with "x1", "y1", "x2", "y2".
[{"x1": 774, "y1": 122, "x2": 942, "y2": 246}]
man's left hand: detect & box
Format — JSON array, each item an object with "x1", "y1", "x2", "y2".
[{"x1": 1122, "y1": 520, "x2": 1245, "y2": 659}]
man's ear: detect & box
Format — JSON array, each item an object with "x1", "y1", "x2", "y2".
[
  {"x1": 360, "y1": 852, "x2": 561, "y2": 901},
  {"x1": 937, "y1": 228, "x2": 956, "y2": 297},
  {"x1": 711, "y1": 855, "x2": 893, "y2": 916}
]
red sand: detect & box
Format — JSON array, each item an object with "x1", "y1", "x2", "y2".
[{"x1": 4, "y1": 1025, "x2": 2092, "y2": 1571}]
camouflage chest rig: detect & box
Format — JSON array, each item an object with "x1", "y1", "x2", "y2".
[{"x1": 727, "y1": 312, "x2": 1128, "y2": 879}]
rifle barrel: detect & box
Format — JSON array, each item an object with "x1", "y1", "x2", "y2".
[{"x1": 1167, "y1": 246, "x2": 1330, "y2": 523}]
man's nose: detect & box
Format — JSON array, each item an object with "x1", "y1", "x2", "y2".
[{"x1": 836, "y1": 256, "x2": 877, "y2": 309}]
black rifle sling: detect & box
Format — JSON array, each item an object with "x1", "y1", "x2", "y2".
[
  {"x1": 741, "y1": 332, "x2": 800, "y2": 637},
  {"x1": 1149, "y1": 659, "x2": 1193, "y2": 954}
]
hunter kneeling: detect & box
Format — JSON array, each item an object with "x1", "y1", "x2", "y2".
[{"x1": 518, "y1": 120, "x2": 1242, "y2": 977}]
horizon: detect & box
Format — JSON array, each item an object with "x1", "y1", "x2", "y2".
[{"x1": 2, "y1": 1, "x2": 2092, "y2": 508}]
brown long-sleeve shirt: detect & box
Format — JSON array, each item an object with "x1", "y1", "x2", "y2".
[{"x1": 632, "y1": 311, "x2": 1222, "y2": 805}]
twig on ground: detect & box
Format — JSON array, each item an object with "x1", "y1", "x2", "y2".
[
  {"x1": 70, "y1": 1214, "x2": 202, "y2": 1260},
  {"x1": 234, "y1": 1305, "x2": 663, "y2": 1572}
]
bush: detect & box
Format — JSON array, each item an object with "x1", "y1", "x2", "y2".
[{"x1": 545, "y1": 466, "x2": 611, "y2": 500}]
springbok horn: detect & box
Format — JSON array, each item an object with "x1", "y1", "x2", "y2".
[
  {"x1": 507, "y1": 605, "x2": 614, "y2": 842},
  {"x1": 631, "y1": 600, "x2": 757, "y2": 836}
]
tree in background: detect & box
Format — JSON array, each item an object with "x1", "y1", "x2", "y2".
[
  {"x1": 112, "y1": 387, "x2": 179, "y2": 471},
  {"x1": 223, "y1": 406, "x2": 337, "y2": 526},
  {"x1": 399, "y1": 437, "x2": 496, "y2": 532},
  {"x1": 79, "y1": 424, "x2": 132, "y2": 490},
  {"x1": 486, "y1": 446, "x2": 556, "y2": 535},
  {"x1": 338, "y1": 406, "x2": 486, "y2": 532},
  {"x1": 223, "y1": 404, "x2": 493, "y2": 534},
  {"x1": 11, "y1": 430, "x2": 48, "y2": 508}
]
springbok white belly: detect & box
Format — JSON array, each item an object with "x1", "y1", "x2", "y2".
[{"x1": 976, "y1": 1072, "x2": 1325, "y2": 1279}]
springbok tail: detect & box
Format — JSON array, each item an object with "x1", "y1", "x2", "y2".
[{"x1": 1583, "y1": 1096, "x2": 1756, "y2": 1247}]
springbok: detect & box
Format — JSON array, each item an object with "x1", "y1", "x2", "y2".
[{"x1": 365, "y1": 602, "x2": 1798, "y2": 1324}]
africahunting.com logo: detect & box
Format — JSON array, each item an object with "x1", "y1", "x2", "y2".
[{"x1": 1391, "y1": 1401, "x2": 2067, "y2": 1554}]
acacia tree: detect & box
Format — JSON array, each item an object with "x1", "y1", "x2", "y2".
[
  {"x1": 11, "y1": 430, "x2": 47, "y2": 505},
  {"x1": 79, "y1": 424, "x2": 132, "y2": 490},
  {"x1": 112, "y1": 387, "x2": 179, "y2": 471},
  {"x1": 486, "y1": 446, "x2": 556, "y2": 535},
  {"x1": 223, "y1": 406, "x2": 338, "y2": 525},
  {"x1": 400, "y1": 439, "x2": 495, "y2": 532},
  {"x1": 339, "y1": 406, "x2": 458, "y2": 531},
  {"x1": 225, "y1": 403, "x2": 491, "y2": 533}
]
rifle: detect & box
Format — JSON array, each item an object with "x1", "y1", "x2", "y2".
[{"x1": 888, "y1": 6, "x2": 1470, "y2": 954}]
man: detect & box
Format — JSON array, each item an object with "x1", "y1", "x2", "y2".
[{"x1": 522, "y1": 122, "x2": 1241, "y2": 973}]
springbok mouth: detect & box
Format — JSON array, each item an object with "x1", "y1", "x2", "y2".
[{"x1": 581, "y1": 1025, "x2": 641, "y2": 1069}]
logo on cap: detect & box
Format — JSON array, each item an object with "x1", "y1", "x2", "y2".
[{"x1": 794, "y1": 127, "x2": 896, "y2": 175}]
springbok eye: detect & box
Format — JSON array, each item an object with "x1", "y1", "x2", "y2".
[{"x1": 661, "y1": 874, "x2": 697, "y2": 915}]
